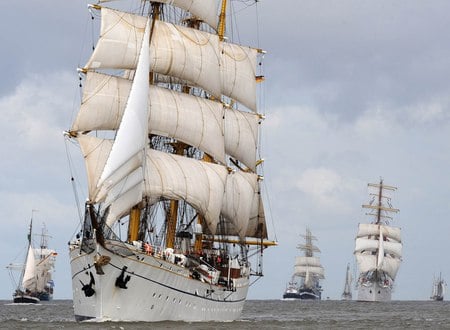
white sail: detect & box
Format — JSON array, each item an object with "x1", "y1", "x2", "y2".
[
  {"x1": 221, "y1": 171, "x2": 258, "y2": 238},
  {"x1": 144, "y1": 149, "x2": 228, "y2": 234},
  {"x1": 354, "y1": 237, "x2": 402, "y2": 258},
  {"x1": 224, "y1": 107, "x2": 260, "y2": 170},
  {"x1": 84, "y1": 8, "x2": 259, "y2": 111},
  {"x1": 294, "y1": 265, "x2": 325, "y2": 279},
  {"x1": 22, "y1": 246, "x2": 36, "y2": 291},
  {"x1": 246, "y1": 194, "x2": 267, "y2": 238},
  {"x1": 355, "y1": 254, "x2": 376, "y2": 274},
  {"x1": 295, "y1": 256, "x2": 322, "y2": 268},
  {"x1": 356, "y1": 223, "x2": 401, "y2": 242},
  {"x1": 356, "y1": 253, "x2": 401, "y2": 280},
  {"x1": 78, "y1": 135, "x2": 113, "y2": 200},
  {"x1": 381, "y1": 255, "x2": 401, "y2": 279},
  {"x1": 220, "y1": 42, "x2": 258, "y2": 111},
  {"x1": 151, "y1": 0, "x2": 220, "y2": 30},
  {"x1": 96, "y1": 17, "x2": 150, "y2": 192},
  {"x1": 377, "y1": 228, "x2": 384, "y2": 269},
  {"x1": 35, "y1": 249, "x2": 56, "y2": 292},
  {"x1": 74, "y1": 71, "x2": 261, "y2": 169}
]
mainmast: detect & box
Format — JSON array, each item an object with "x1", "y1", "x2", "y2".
[{"x1": 362, "y1": 178, "x2": 399, "y2": 225}]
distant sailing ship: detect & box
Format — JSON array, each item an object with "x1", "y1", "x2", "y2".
[
  {"x1": 63, "y1": 0, "x2": 276, "y2": 322},
  {"x1": 283, "y1": 228, "x2": 324, "y2": 300},
  {"x1": 431, "y1": 273, "x2": 445, "y2": 301},
  {"x1": 341, "y1": 263, "x2": 352, "y2": 300},
  {"x1": 7, "y1": 217, "x2": 57, "y2": 303},
  {"x1": 354, "y1": 179, "x2": 402, "y2": 302}
]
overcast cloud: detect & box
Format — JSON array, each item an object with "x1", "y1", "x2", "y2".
[{"x1": 1, "y1": 0, "x2": 450, "y2": 301}]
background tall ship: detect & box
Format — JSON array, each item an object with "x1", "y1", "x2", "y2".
[
  {"x1": 7, "y1": 218, "x2": 57, "y2": 303},
  {"x1": 64, "y1": 0, "x2": 276, "y2": 322},
  {"x1": 283, "y1": 228, "x2": 324, "y2": 300},
  {"x1": 354, "y1": 179, "x2": 402, "y2": 302},
  {"x1": 341, "y1": 263, "x2": 352, "y2": 300},
  {"x1": 430, "y1": 273, "x2": 445, "y2": 301}
]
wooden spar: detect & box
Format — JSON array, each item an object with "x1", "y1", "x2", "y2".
[
  {"x1": 127, "y1": 206, "x2": 140, "y2": 242},
  {"x1": 165, "y1": 142, "x2": 188, "y2": 249},
  {"x1": 203, "y1": 235, "x2": 278, "y2": 247},
  {"x1": 218, "y1": 0, "x2": 227, "y2": 41}
]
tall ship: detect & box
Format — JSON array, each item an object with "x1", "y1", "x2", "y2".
[
  {"x1": 64, "y1": 0, "x2": 276, "y2": 322},
  {"x1": 283, "y1": 228, "x2": 324, "y2": 300},
  {"x1": 7, "y1": 217, "x2": 57, "y2": 303},
  {"x1": 354, "y1": 179, "x2": 402, "y2": 302},
  {"x1": 341, "y1": 263, "x2": 352, "y2": 300},
  {"x1": 430, "y1": 273, "x2": 445, "y2": 301}
]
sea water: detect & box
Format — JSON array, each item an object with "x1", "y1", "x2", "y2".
[{"x1": 1, "y1": 299, "x2": 449, "y2": 329}]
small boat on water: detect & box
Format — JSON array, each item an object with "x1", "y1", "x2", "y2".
[
  {"x1": 341, "y1": 263, "x2": 352, "y2": 300},
  {"x1": 431, "y1": 273, "x2": 446, "y2": 301},
  {"x1": 7, "y1": 215, "x2": 57, "y2": 303},
  {"x1": 283, "y1": 228, "x2": 324, "y2": 300}
]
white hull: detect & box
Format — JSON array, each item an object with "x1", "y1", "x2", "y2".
[
  {"x1": 357, "y1": 281, "x2": 391, "y2": 302},
  {"x1": 69, "y1": 242, "x2": 249, "y2": 322}
]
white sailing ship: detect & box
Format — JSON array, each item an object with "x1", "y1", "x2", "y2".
[
  {"x1": 283, "y1": 228, "x2": 324, "y2": 300},
  {"x1": 354, "y1": 179, "x2": 402, "y2": 302},
  {"x1": 341, "y1": 263, "x2": 352, "y2": 300},
  {"x1": 7, "y1": 218, "x2": 57, "y2": 303},
  {"x1": 430, "y1": 273, "x2": 445, "y2": 301},
  {"x1": 64, "y1": 0, "x2": 275, "y2": 322}
]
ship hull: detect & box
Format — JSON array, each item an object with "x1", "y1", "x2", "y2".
[
  {"x1": 357, "y1": 282, "x2": 391, "y2": 302},
  {"x1": 282, "y1": 289, "x2": 321, "y2": 300},
  {"x1": 13, "y1": 294, "x2": 40, "y2": 304},
  {"x1": 69, "y1": 242, "x2": 249, "y2": 322}
]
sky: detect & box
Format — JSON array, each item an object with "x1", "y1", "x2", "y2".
[{"x1": 1, "y1": 0, "x2": 450, "y2": 302}]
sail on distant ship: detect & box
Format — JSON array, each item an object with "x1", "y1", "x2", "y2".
[
  {"x1": 7, "y1": 217, "x2": 57, "y2": 303},
  {"x1": 354, "y1": 179, "x2": 402, "y2": 302},
  {"x1": 63, "y1": 0, "x2": 276, "y2": 322},
  {"x1": 431, "y1": 273, "x2": 445, "y2": 301},
  {"x1": 283, "y1": 228, "x2": 324, "y2": 300},
  {"x1": 341, "y1": 263, "x2": 352, "y2": 300}
]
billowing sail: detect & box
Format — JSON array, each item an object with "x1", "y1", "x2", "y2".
[
  {"x1": 22, "y1": 246, "x2": 36, "y2": 291},
  {"x1": 84, "y1": 7, "x2": 259, "y2": 111},
  {"x1": 150, "y1": 0, "x2": 220, "y2": 29},
  {"x1": 294, "y1": 265, "x2": 325, "y2": 279},
  {"x1": 355, "y1": 253, "x2": 401, "y2": 279},
  {"x1": 95, "y1": 18, "x2": 151, "y2": 206},
  {"x1": 221, "y1": 171, "x2": 259, "y2": 238},
  {"x1": 295, "y1": 256, "x2": 322, "y2": 268},
  {"x1": 356, "y1": 223, "x2": 401, "y2": 243},
  {"x1": 73, "y1": 72, "x2": 261, "y2": 169},
  {"x1": 143, "y1": 149, "x2": 228, "y2": 234},
  {"x1": 377, "y1": 229, "x2": 384, "y2": 269},
  {"x1": 354, "y1": 237, "x2": 402, "y2": 258}
]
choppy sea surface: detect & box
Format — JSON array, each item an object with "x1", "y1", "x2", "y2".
[{"x1": 1, "y1": 299, "x2": 450, "y2": 329}]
